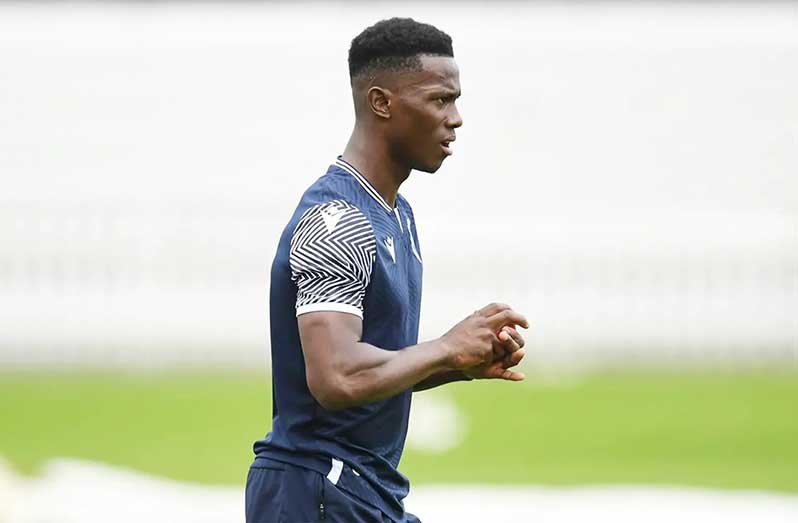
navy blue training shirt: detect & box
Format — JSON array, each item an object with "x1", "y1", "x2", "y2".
[{"x1": 253, "y1": 157, "x2": 424, "y2": 522}]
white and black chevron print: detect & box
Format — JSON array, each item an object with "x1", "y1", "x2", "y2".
[{"x1": 290, "y1": 200, "x2": 376, "y2": 316}]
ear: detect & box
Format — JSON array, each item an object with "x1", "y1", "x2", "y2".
[{"x1": 367, "y1": 86, "x2": 392, "y2": 119}]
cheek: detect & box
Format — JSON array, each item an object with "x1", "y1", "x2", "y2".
[
  {"x1": 416, "y1": 112, "x2": 444, "y2": 147},
  {"x1": 393, "y1": 102, "x2": 442, "y2": 155},
  {"x1": 406, "y1": 102, "x2": 440, "y2": 131}
]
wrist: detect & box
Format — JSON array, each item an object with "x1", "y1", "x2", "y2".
[{"x1": 432, "y1": 336, "x2": 456, "y2": 372}]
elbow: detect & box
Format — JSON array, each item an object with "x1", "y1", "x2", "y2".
[
  {"x1": 307, "y1": 372, "x2": 360, "y2": 411},
  {"x1": 311, "y1": 387, "x2": 350, "y2": 412}
]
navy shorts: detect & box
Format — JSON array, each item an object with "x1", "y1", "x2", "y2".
[{"x1": 245, "y1": 459, "x2": 420, "y2": 523}]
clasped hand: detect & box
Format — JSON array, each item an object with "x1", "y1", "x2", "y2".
[{"x1": 441, "y1": 302, "x2": 529, "y2": 382}]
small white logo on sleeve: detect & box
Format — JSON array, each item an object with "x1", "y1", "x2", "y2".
[
  {"x1": 384, "y1": 236, "x2": 396, "y2": 263},
  {"x1": 320, "y1": 206, "x2": 345, "y2": 233}
]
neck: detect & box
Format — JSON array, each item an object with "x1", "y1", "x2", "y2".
[{"x1": 342, "y1": 124, "x2": 410, "y2": 208}]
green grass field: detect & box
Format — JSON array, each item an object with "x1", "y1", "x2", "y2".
[{"x1": 2, "y1": 371, "x2": 797, "y2": 492}]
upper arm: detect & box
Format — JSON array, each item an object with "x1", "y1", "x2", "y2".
[
  {"x1": 297, "y1": 311, "x2": 362, "y2": 405},
  {"x1": 289, "y1": 200, "x2": 376, "y2": 406}
]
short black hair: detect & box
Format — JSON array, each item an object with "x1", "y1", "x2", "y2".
[{"x1": 348, "y1": 17, "x2": 454, "y2": 80}]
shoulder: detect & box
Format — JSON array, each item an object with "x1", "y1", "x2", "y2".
[
  {"x1": 292, "y1": 199, "x2": 375, "y2": 245},
  {"x1": 289, "y1": 200, "x2": 377, "y2": 319},
  {"x1": 299, "y1": 169, "x2": 375, "y2": 215}
]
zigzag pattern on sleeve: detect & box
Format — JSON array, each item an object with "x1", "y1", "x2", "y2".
[{"x1": 290, "y1": 200, "x2": 377, "y2": 318}]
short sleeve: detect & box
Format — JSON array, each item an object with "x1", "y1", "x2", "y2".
[{"x1": 290, "y1": 200, "x2": 377, "y2": 318}]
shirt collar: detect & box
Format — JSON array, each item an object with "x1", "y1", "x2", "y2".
[{"x1": 335, "y1": 156, "x2": 394, "y2": 212}]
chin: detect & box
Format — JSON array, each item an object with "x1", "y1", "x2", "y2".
[{"x1": 415, "y1": 158, "x2": 446, "y2": 174}]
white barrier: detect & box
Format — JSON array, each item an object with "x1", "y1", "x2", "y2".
[
  {"x1": 1, "y1": 2, "x2": 796, "y2": 368},
  {"x1": 4, "y1": 458, "x2": 798, "y2": 523}
]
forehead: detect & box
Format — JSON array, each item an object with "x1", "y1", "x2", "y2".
[{"x1": 397, "y1": 55, "x2": 460, "y2": 93}]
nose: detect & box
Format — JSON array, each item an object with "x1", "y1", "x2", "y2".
[{"x1": 448, "y1": 104, "x2": 463, "y2": 129}]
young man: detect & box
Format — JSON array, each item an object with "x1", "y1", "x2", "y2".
[{"x1": 246, "y1": 17, "x2": 529, "y2": 523}]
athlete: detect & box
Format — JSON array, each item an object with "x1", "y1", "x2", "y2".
[{"x1": 246, "y1": 17, "x2": 529, "y2": 523}]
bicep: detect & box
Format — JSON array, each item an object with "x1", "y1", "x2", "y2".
[{"x1": 298, "y1": 311, "x2": 363, "y2": 395}]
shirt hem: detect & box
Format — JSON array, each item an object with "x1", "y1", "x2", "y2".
[{"x1": 296, "y1": 302, "x2": 363, "y2": 318}]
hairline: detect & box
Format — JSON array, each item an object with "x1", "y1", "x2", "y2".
[{"x1": 350, "y1": 52, "x2": 454, "y2": 84}]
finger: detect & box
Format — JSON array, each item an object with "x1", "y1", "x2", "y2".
[
  {"x1": 481, "y1": 359, "x2": 524, "y2": 380},
  {"x1": 503, "y1": 326, "x2": 525, "y2": 349},
  {"x1": 492, "y1": 338, "x2": 508, "y2": 358},
  {"x1": 500, "y1": 369, "x2": 525, "y2": 381},
  {"x1": 497, "y1": 329, "x2": 521, "y2": 353},
  {"x1": 486, "y1": 309, "x2": 529, "y2": 331},
  {"x1": 502, "y1": 348, "x2": 526, "y2": 367},
  {"x1": 476, "y1": 302, "x2": 511, "y2": 317},
  {"x1": 481, "y1": 362, "x2": 509, "y2": 379}
]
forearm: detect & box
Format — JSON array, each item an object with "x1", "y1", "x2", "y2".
[
  {"x1": 315, "y1": 339, "x2": 451, "y2": 409},
  {"x1": 413, "y1": 370, "x2": 472, "y2": 392}
]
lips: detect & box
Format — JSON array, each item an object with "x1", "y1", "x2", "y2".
[{"x1": 440, "y1": 136, "x2": 456, "y2": 155}]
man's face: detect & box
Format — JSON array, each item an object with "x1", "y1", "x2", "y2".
[{"x1": 388, "y1": 55, "x2": 463, "y2": 173}]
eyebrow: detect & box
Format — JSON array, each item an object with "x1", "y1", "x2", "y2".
[{"x1": 430, "y1": 87, "x2": 461, "y2": 97}]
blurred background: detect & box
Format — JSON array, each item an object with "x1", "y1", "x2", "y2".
[{"x1": 1, "y1": 1, "x2": 797, "y2": 522}]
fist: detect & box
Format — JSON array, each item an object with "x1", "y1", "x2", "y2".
[
  {"x1": 441, "y1": 303, "x2": 529, "y2": 371},
  {"x1": 440, "y1": 313, "x2": 496, "y2": 370}
]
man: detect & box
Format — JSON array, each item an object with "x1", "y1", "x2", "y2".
[{"x1": 246, "y1": 17, "x2": 528, "y2": 523}]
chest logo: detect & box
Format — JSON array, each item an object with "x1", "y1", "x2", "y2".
[
  {"x1": 384, "y1": 236, "x2": 396, "y2": 263},
  {"x1": 320, "y1": 205, "x2": 345, "y2": 233}
]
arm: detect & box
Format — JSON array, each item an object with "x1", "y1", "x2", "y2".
[
  {"x1": 299, "y1": 304, "x2": 529, "y2": 410},
  {"x1": 413, "y1": 370, "x2": 472, "y2": 392},
  {"x1": 288, "y1": 202, "x2": 527, "y2": 408},
  {"x1": 299, "y1": 311, "x2": 450, "y2": 409}
]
